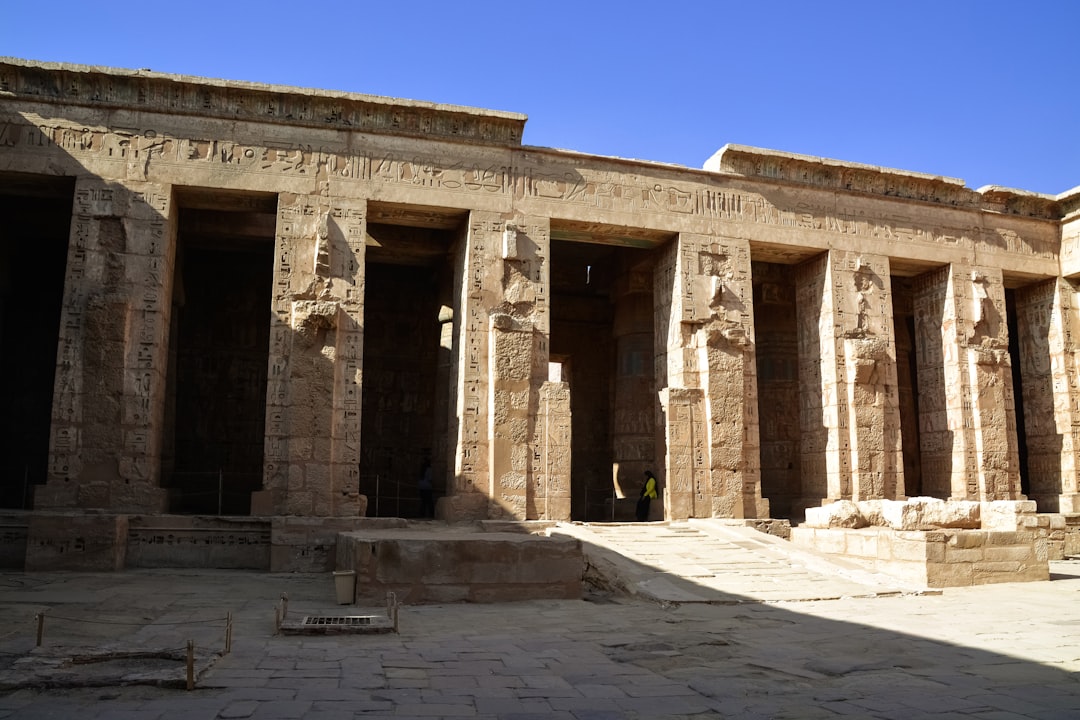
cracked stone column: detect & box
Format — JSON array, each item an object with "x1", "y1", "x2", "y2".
[
  {"x1": 251, "y1": 194, "x2": 366, "y2": 516},
  {"x1": 914, "y1": 264, "x2": 1021, "y2": 501},
  {"x1": 661, "y1": 233, "x2": 765, "y2": 519},
  {"x1": 796, "y1": 251, "x2": 903, "y2": 510},
  {"x1": 486, "y1": 216, "x2": 562, "y2": 520},
  {"x1": 1014, "y1": 277, "x2": 1080, "y2": 512},
  {"x1": 38, "y1": 178, "x2": 173, "y2": 513},
  {"x1": 444, "y1": 212, "x2": 557, "y2": 521}
]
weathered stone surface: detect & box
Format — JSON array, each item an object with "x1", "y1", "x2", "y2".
[
  {"x1": 804, "y1": 500, "x2": 866, "y2": 528},
  {"x1": 981, "y1": 500, "x2": 1038, "y2": 530},
  {"x1": 1, "y1": 57, "x2": 1079, "y2": 573},
  {"x1": 791, "y1": 525, "x2": 1049, "y2": 587},
  {"x1": 335, "y1": 528, "x2": 582, "y2": 603},
  {"x1": 880, "y1": 497, "x2": 981, "y2": 530},
  {"x1": 26, "y1": 513, "x2": 128, "y2": 571},
  {"x1": 127, "y1": 515, "x2": 270, "y2": 569}
]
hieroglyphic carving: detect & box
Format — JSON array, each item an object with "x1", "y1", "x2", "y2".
[
  {"x1": 914, "y1": 264, "x2": 1020, "y2": 501},
  {"x1": 39, "y1": 179, "x2": 172, "y2": 511},
  {"x1": 1, "y1": 115, "x2": 1057, "y2": 261},
  {"x1": 0, "y1": 60, "x2": 524, "y2": 145}
]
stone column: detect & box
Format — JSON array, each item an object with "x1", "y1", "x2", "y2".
[
  {"x1": 487, "y1": 216, "x2": 557, "y2": 520},
  {"x1": 251, "y1": 195, "x2": 366, "y2": 516},
  {"x1": 796, "y1": 251, "x2": 903, "y2": 509},
  {"x1": 913, "y1": 264, "x2": 1021, "y2": 501},
  {"x1": 1014, "y1": 277, "x2": 1080, "y2": 512},
  {"x1": 443, "y1": 216, "x2": 493, "y2": 520},
  {"x1": 38, "y1": 178, "x2": 172, "y2": 513},
  {"x1": 533, "y1": 380, "x2": 571, "y2": 519},
  {"x1": 444, "y1": 212, "x2": 554, "y2": 520},
  {"x1": 661, "y1": 233, "x2": 765, "y2": 519},
  {"x1": 658, "y1": 387, "x2": 705, "y2": 520}
]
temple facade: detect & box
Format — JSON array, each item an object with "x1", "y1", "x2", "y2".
[{"x1": 2, "y1": 58, "x2": 1079, "y2": 568}]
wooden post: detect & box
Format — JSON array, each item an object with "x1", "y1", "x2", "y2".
[
  {"x1": 225, "y1": 612, "x2": 233, "y2": 654},
  {"x1": 35, "y1": 612, "x2": 44, "y2": 647},
  {"x1": 186, "y1": 640, "x2": 194, "y2": 690}
]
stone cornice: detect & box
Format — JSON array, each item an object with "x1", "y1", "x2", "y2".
[
  {"x1": 707, "y1": 144, "x2": 1062, "y2": 221},
  {"x1": 0, "y1": 58, "x2": 526, "y2": 148}
]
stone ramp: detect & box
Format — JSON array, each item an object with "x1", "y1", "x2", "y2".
[{"x1": 552, "y1": 519, "x2": 925, "y2": 604}]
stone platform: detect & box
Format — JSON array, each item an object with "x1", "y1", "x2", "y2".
[
  {"x1": 334, "y1": 524, "x2": 583, "y2": 604},
  {"x1": 791, "y1": 526, "x2": 1050, "y2": 587}
]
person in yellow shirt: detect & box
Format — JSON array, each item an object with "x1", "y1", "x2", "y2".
[{"x1": 636, "y1": 470, "x2": 657, "y2": 522}]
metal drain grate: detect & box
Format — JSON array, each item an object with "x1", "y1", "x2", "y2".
[{"x1": 301, "y1": 615, "x2": 375, "y2": 626}]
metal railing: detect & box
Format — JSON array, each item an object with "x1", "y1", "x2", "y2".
[
  {"x1": 360, "y1": 474, "x2": 442, "y2": 518},
  {"x1": 163, "y1": 471, "x2": 261, "y2": 515}
]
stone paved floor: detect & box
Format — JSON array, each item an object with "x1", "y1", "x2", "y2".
[{"x1": 0, "y1": 559, "x2": 1078, "y2": 718}]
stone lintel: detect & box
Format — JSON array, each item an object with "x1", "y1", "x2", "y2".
[
  {"x1": 707, "y1": 144, "x2": 1060, "y2": 220},
  {"x1": 0, "y1": 58, "x2": 526, "y2": 147}
]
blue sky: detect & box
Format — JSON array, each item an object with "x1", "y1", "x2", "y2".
[{"x1": 3, "y1": 1, "x2": 1077, "y2": 195}]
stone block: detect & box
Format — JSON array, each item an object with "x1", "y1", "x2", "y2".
[
  {"x1": 982, "y1": 500, "x2": 1037, "y2": 530},
  {"x1": 809, "y1": 529, "x2": 850, "y2": 554},
  {"x1": 844, "y1": 529, "x2": 878, "y2": 558},
  {"x1": 987, "y1": 531, "x2": 1032, "y2": 546},
  {"x1": 127, "y1": 515, "x2": 271, "y2": 569},
  {"x1": 883, "y1": 535, "x2": 929, "y2": 562},
  {"x1": 337, "y1": 529, "x2": 582, "y2": 604},
  {"x1": 984, "y1": 545, "x2": 1037, "y2": 563},
  {"x1": 881, "y1": 497, "x2": 979, "y2": 530},
  {"x1": 943, "y1": 546, "x2": 984, "y2": 563},
  {"x1": 803, "y1": 500, "x2": 865, "y2": 528},
  {"x1": 269, "y1": 516, "x2": 403, "y2": 572},
  {"x1": 926, "y1": 562, "x2": 973, "y2": 588},
  {"x1": 947, "y1": 531, "x2": 987, "y2": 549},
  {"x1": 857, "y1": 500, "x2": 886, "y2": 527},
  {"x1": 924, "y1": 537, "x2": 946, "y2": 563},
  {"x1": 26, "y1": 513, "x2": 128, "y2": 571}
]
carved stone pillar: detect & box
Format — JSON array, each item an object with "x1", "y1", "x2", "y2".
[
  {"x1": 661, "y1": 233, "x2": 764, "y2": 519},
  {"x1": 445, "y1": 213, "x2": 555, "y2": 521},
  {"x1": 487, "y1": 216, "x2": 555, "y2": 520},
  {"x1": 913, "y1": 264, "x2": 1021, "y2": 501},
  {"x1": 533, "y1": 380, "x2": 571, "y2": 519},
  {"x1": 251, "y1": 194, "x2": 365, "y2": 516},
  {"x1": 38, "y1": 178, "x2": 172, "y2": 513},
  {"x1": 1014, "y1": 277, "x2": 1080, "y2": 512},
  {"x1": 796, "y1": 251, "x2": 903, "y2": 509}
]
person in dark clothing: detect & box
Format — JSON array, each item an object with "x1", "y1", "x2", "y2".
[
  {"x1": 636, "y1": 470, "x2": 657, "y2": 521},
  {"x1": 418, "y1": 460, "x2": 435, "y2": 519}
]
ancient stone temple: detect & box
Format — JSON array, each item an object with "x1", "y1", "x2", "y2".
[{"x1": 1, "y1": 58, "x2": 1079, "y2": 571}]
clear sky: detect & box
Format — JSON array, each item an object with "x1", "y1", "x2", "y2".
[{"x1": 3, "y1": 0, "x2": 1077, "y2": 195}]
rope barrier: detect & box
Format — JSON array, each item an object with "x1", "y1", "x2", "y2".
[
  {"x1": 34, "y1": 608, "x2": 234, "y2": 661},
  {"x1": 40, "y1": 614, "x2": 229, "y2": 626}
]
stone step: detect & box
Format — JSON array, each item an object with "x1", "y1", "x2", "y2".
[{"x1": 551, "y1": 520, "x2": 924, "y2": 604}]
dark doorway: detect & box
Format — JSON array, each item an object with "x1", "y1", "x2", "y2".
[
  {"x1": 550, "y1": 239, "x2": 656, "y2": 521},
  {"x1": 892, "y1": 277, "x2": 923, "y2": 498},
  {"x1": 164, "y1": 194, "x2": 275, "y2": 514},
  {"x1": 360, "y1": 223, "x2": 455, "y2": 518},
  {"x1": 0, "y1": 174, "x2": 73, "y2": 508},
  {"x1": 753, "y1": 261, "x2": 801, "y2": 520},
  {"x1": 1005, "y1": 289, "x2": 1030, "y2": 497}
]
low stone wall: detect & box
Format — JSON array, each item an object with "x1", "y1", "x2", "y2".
[
  {"x1": 1018, "y1": 513, "x2": 1080, "y2": 560},
  {"x1": 791, "y1": 526, "x2": 1049, "y2": 587},
  {"x1": 0, "y1": 513, "x2": 28, "y2": 569},
  {"x1": 26, "y1": 513, "x2": 129, "y2": 571},
  {"x1": 336, "y1": 528, "x2": 583, "y2": 604},
  {"x1": 127, "y1": 516, "x2": 271, "y2": 569},
  {"x1": 270, "y1": 516, "x2": 407, "y2": 572}
]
